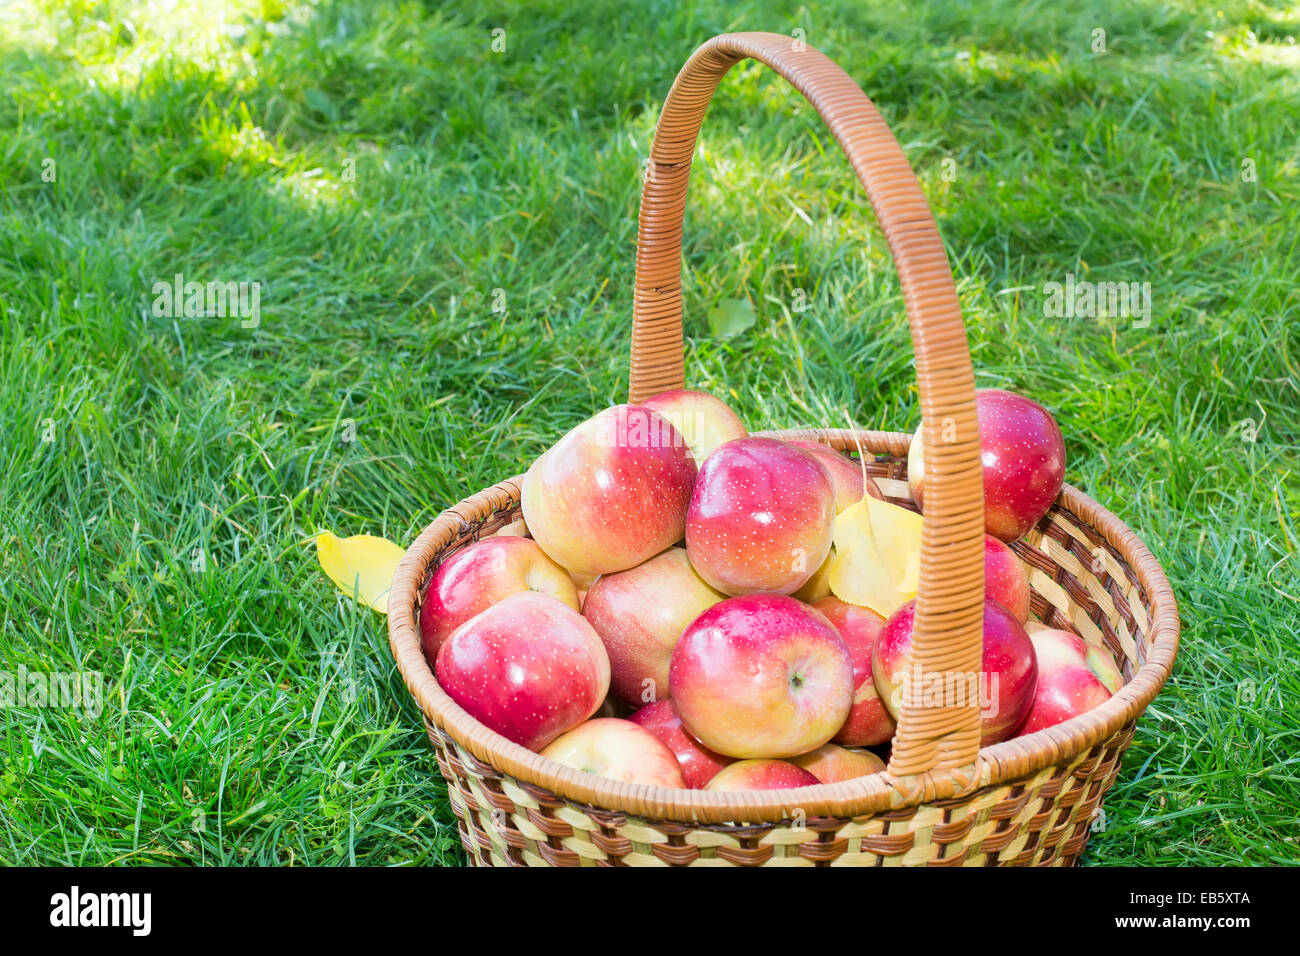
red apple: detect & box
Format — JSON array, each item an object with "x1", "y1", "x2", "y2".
[
  {"x1": 419, "y1": 537, "x2": 579, "y2": 662},
  {"x1": 582, "y1": 547, "x2": 724, "y2": 706},
  {"x1": 1017, "y1": 628, "x2": 1123, "y2": 735},
  {"x1": 541, "y1": 718, "x2": 686, "y2": 788},
  {"x1": 786, "y1": 440, "x2": 883, "y2": 513},
  {"x1": 628, "y1": 699, "x2": 733, "y2": 789},
  {"x1": 791, "y1": 743, "x2": 885, "y2": 783},
  {"x1": 641, "y1": 388, "x2": 747, "y2": 464},
  {"x1": 873, "y1": 598, "x2": 1038, "y2": 747},
  {"x1": 522, "y1": 404, "x2": 697, "y2": 580},
  {"x1": 435, "y1": 592, "x2": 610, "y2": 751},
  {"x1": 703, "y1": 759, "x2": 820, "y2": 791},
  {"x1": 984, "y1": 534, "x2": 1031, "y2": 623},
  {"x1": 669, "y1": 594, "x2": 853, "y2": 758},
  {"x1": 812, "y1": 596, "x2": 895, "y2": 747},
  {"x1": 685, "y1": 437, "x2": 835, "y2": 595},
  {"x1": 908, "y1": 388, "x2": 1066, "y2": 542}
]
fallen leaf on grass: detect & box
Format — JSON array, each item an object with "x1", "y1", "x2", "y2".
[
  {"x1": 315, "y1": 531, "x2": 405, "y2": 614},
  {"x1": 707, "y1": 297, "x2": 757, "y2": 338}
]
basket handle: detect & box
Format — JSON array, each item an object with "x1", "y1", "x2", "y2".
[{"x1": 630, "y1": 32, "x2": 987, "y2": 784}]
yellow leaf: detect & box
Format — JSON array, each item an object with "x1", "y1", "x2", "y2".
[
  {"x1": 315, "y1": 531, "x2": 405, "y2": 614},
  {"x1": 828, "y1": 496, "x2": 923, "y2": 618}
]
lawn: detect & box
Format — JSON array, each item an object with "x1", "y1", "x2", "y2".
[{"x1": 1, "y1": 0, "x2": 1296, "y2": 866}]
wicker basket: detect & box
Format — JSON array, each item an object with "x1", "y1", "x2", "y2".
[{"x1": 386, "y1": 32, "x2": 1180, "y2": 866}]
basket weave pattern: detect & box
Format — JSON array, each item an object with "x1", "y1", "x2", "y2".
[
  {"x1": 433, "y1": 724, "x2": 1133, "y2": 867},
  {"x1": 401, "y1": 436, "x2": 1166, "y2": 866}
]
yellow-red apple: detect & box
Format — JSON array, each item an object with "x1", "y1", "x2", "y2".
[
  {"x1": 985, "y1": 534, "x2": 1031, "y2": 623},
  {"x1": 685, "y1": 437, "x2": 835, "y2": 595},
  {"x1": 703, "y1": 759, "x2": 820, "y2": 791},
  {"x1": 522, "y1": 404, "x2": 697, "y2": 579},
  {"x1": 908, "y1": 388, "x2": 1066, "y2": 542},
  {"x1": 873, "y1": 598, "x2": 1038, "y2": 746},
  {"x1": 435, "y1": 592, "x2": 610, "y2": 751},
  {"x1": 787, "y1": 440, "x2": 883, "y2": 513},
  {"x1": 812, "y1": 596, "x2": 895, "y2": 747},
  {"x1": 669, "y1": 593, "x2": 853, "y2": 758},
  {"x1": 419, "y1": 537, "x2": 578, "y2": 663},
  {"x1": 792, "y1": 743, "x2": 885, "y2": 783},
  {"x1": 582, "y1": 547, "x2": 724, "y2": 706},
  {"x1": 1017, "y1": 628, "x2": 1122, "y2": 735},
  {"x1": 541, "y1": 718, "x2": 686, "y2": 788},
  {"x1": 641, "y1": 388, "x2": 747, "y2": 464},
  {"x1": 628, "y1": 699, "x2": 733, "y2": 789}
]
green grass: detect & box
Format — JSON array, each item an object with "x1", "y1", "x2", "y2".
[{"x1": 1, "y1": 0, "x2": 1297, "y2": 865}]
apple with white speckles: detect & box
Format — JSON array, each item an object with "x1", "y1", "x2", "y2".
[
  {"x1": 786, "y1": 440, "x2": 883, "y2": 513},
  {"x1": 419, "y1": 537, "x2": 579, "y2": 663},
  {"x1": 581, "y1": 547, "x2": 724, "y2": 706},
  {"x1": 812, "y1": 595, "x2": 895, "y2": 747},
  {"x1": 703, "y1": 758, "x2": 820, "y2": 791},
  {"x1": 541, "y1": 718, "x2": 686, "y2": 788},
  {"x1": 685, "y1": 437, "x2": 835, "y2": 595},
  {"x1": 628, "y1": 699, "x2": 733, "y2": 789},
  {"x1": 522, "y1": 404, "x2": 697, "y2": 581},
  {"x1": 435, "y1": 591, "x2": 610, "y2": 752},
  {"x1": 1016, "y1": 627, "x2": 1122, "y2": 735},
  {"x1": 908, "y1": 388, "x2": 1066, "y2": 542},
  {"x1": 641, "y1": 388, "x2": 747, "y2": 464},
  {"x1": 669, "y1": 593, "x2": 853, "y2": 758},
  {"x1": 985, "y1": 534, "x2": 1031, "y2": 623}
]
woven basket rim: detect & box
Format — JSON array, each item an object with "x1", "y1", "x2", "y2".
[{"x1": 386, "y1": 428, "x2": 1180, "y2": 825}]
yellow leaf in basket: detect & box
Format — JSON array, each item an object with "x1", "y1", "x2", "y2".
[
  {"x1": 315, "y1": 531, "x2": 405, "y2": 614},
  {"x1": 828, "y1": 495, "x2": 924, "y2": 618}
]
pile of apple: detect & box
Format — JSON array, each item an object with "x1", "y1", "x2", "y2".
[{"x1": 420, "y1": 388, "x2": 1125, "y2": 792}]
